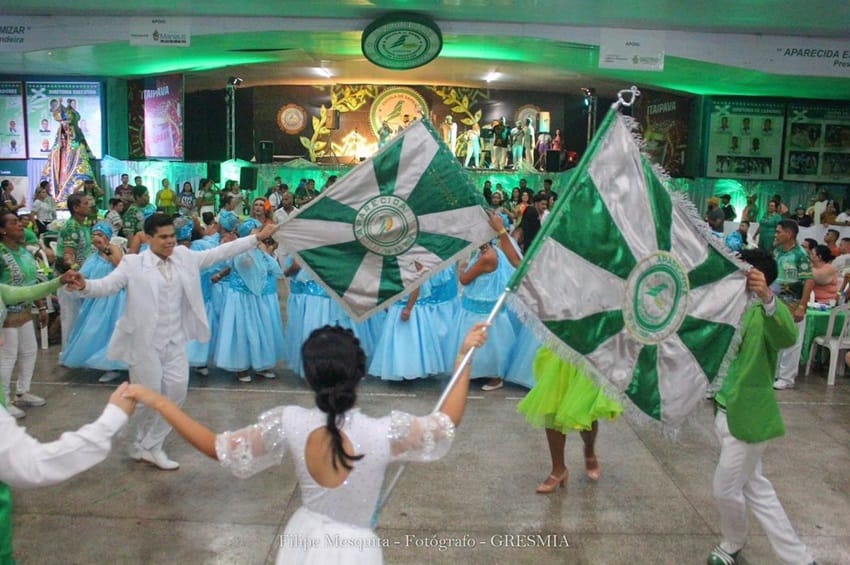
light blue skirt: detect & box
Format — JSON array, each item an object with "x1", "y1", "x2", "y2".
[{"x1": 212, "y1": 288, "x2": 285, "y2": 372}]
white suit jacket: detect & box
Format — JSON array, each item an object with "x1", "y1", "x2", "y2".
[{"x1": 80, "y1": 235, "x2": 258, "y2": 364}]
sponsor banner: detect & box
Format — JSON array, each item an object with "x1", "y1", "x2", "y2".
[
  {"x1": 633, "y1": 90, "x2": 691, "y2": 177},
  {"x1": 129, "y1": 17, "x2": 191, "y2": 47},
  {"x1": 706, "y1": 99, "x2": 785, "y2": 180},
  {"x1": 784, "y1": 103, "x2": 850, "y2": 183},
  {"x1": 143, "y1": 74, "x2": 184, "y2": 159},
  {"x1": 599, "y1": 28, "x2": 665, "y2": 71},
  {"x1": 0, "y1": 81, "x2": 26, "y2": 159},
  {"x1": 25, "y1": 81, "x2": 103, "y2": 159}
]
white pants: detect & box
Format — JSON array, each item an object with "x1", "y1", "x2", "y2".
[
  {"x1": 776, "y1": 317, "x2": 806, "y2": 386},
  {"x1": 713, "y1": 411, "x2": 811, "y2": 564},
  {"x1": 511, "y1": 144, "x2": 523, "y2": 167},
  {"x1": 0, "y1": 321, "x2": 38, "y2": 399},
  {"x1": 128, "y1": 341, "x2": 189, "y2": 452},
  {"x1": 58, "y1": 286, "x2": 81, "y2": 351}
]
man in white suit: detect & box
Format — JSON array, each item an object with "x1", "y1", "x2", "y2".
[{"x1": 65, "y1": 213, "x2": 277, "y2": 470}]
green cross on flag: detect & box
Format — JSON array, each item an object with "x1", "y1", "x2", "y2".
[
  {"x1": 508, "y1": 107, "x2": 750, "y2": 428},
  {"x1": 279, "y1": 119, "x2": 494, "y2": 321}
]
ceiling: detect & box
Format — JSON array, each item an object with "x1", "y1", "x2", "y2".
[{"x1": 2, "y1": 1, "x2": 850, "y2": 99}]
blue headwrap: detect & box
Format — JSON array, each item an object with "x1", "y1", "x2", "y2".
[
  {"x1": 91, "y1": 222, "x2": 113, "y2": 239},
  {"x1": 238, "y1": 217, "x2": 262, "y2": 238},
  {"x1": 219, "y1": 210, "x2": 239, "y2": 233},
  {"x1": 176, "y1": 223, "x2": 193, "y2": 241}
]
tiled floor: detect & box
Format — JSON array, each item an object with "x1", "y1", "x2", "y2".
[{"x1": 9, "y1": 347, "x2": 850, "y2": 564}]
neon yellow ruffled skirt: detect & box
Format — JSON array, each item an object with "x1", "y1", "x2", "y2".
[{"x1": 517, "y1": 347, "x2": 623, "y2": 434}]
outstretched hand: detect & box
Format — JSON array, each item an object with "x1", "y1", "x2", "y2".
[
  {"x1": 109, "y1": 382, "x2": 136, "y2": 416},
  {"x1": 121, "y1": 384, "x2": 163, "y2": 408},
  {"x1": 61, "y1": 270, "x2": 85, "y2": 290}
]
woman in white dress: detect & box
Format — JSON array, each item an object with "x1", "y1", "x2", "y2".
[{"x1": 123, "y1": 322, "x2": 489, "y2": 564}]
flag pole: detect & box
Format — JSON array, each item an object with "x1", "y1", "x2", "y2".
[{"x1": 370, "y1": 290, "x2": 511, "y2": 527}]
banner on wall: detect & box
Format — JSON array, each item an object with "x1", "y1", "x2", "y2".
[
  {"x1": 129, "y1": 17, "x2": 191, "y2": 47},
  {"x1": 633, "y1": 90, "x2": 690, "y2": 177},
  {"x1": 599, "y1": 28, "x2": 665, "y2": 71},
  {"x1": 706, "y1": 98, "x2": 785, "y2": 180},
  {"x1": 783, "y1": 103, "x2": 850, "y2": 184},
  {"x1": 25, "y1": 81, "x2": 103, "y2": 158},
  {"x1": 145, "y1": 74, "x2": 183, "y2": 159},
  {"x1": 0, "y1": 82, "x2": 26, "y2": 159}
]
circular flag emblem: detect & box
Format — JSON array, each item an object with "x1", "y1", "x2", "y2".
[
  {"x1": 277, "y1": 104, "x2": 307, "y2": 135},
  {"x1": 623, "y1": 252, "x2": 689, "y2": 344},
  {"x1": 353, "y1": 195, "x2": 419, "y2": 256},
  {"x1": 361, "y1": 13, "x2": 442, "y2": 70}
]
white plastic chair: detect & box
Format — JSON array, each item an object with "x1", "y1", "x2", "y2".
[{"x1": 804, "y1": 302, "x2": 850, "y2": 386}]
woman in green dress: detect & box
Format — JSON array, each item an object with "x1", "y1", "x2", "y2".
[
  {"x1": 756, "y1": 199, "x2": 781, "y2": 252},
  {"x1": 517, "y1": 348, "x2": 623, "y2": 493}
]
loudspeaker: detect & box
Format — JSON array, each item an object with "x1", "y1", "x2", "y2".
[
  {"x1": 206, "y1": 161, "x2": 220, "y2": 183},
  {"x1": 240, "y1": 167, "x2": 258, "y2": 191},
  {"x1": 328, "y1": 109, "x2": 340, "y2": 130},
  {"x1": 258, "y1": 140, "x2": 273, "y2": 164},
  {"x1": 545, "y1": 150, "x2": 561, "y2": 172}
]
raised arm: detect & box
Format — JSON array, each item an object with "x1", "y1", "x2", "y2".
[
  {"x1": 389, "y1": 323, "x2": 488, "y2": 461},
  {"x1": 0, "y1": 383, "x2": 133, "y2": 488}
]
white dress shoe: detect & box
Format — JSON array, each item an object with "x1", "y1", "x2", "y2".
[
  {"x1": 6, "y1": 404, "x2": 25, "y2": 419},
  {"x1": 140, "y1": 448, "x2": 180, "y2": 470},
  {"x1": 98, "y1": 371, "x2": 121, "y2": 383},
  {"x1": 128, "y1": 444, "x2": 143, "y2": 461}
]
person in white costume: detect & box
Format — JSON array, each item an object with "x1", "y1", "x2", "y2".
[{"x1": 123, "y1": 322, "x2": 489, "y2": 564}]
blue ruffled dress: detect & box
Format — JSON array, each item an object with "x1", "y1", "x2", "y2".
[
  {"x1": 283, "y1": 262, "x2": 353, "y2": 377},
  {"x1": 368, "y1": 276, "x2": 452, "y2": 380},
  {"x1": 59, "y1": 253, "x2": 127, "y2": 371},
  {"x1": 186, "y1": 234, "x2": 222, "y2": 367},
  {"x1": 212, "y1": 248, "x2": 285, "y2": 372},
  {"x1": 451, "y1": 248, "x2": 517, "y2": 379}
]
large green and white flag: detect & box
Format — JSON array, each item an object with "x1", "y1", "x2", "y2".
[
  {"x1": 279, "y1": 119, "x2": 494, "y2": 321},
  {"x1": 508, "y1": 107, "x2": 749, "y2": 428}
]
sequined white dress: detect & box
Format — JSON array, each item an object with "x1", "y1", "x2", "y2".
[{"x1": 215, "y1": 405, "x2": 456, "y2": 564}]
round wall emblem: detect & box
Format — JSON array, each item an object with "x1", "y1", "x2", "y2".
[
  {"x1": 277, "y1": 104, "x2": 307, "y2": 135},
  {"x1": 369, "y1": 87, "x2": 429, "y2": 137},
  {"x1": 623, "y1": 252, "x2": 689, "y2": 344},
  {"x1": 362, "y1": 13, "x2": 442, "y2": 70},
  {"x1": 516, "y1": 104, "x2": 540, "y2": 129},
  {"x1": 353, "y1": 195, "x2": 419, "y2": 256}
]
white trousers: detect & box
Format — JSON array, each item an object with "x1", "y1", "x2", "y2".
[
  {"x1": 128, "y1": 341, "x2": 189, "y2": 452},
  {"x1": 57, "y1": 286, "x2": 81, "y2": 351},
  {"x1": 491, "y1": 146, "x2": 507, "y2": 169},
  {"x1": 713, "y1": 411, "x2": 812, "y2": 564},
  {"x1": 776, "y1": 317, "x2": 806, "y2": 386},
  {"x1": 0, "y1": 321, "x2": 38, "y2": 399}
]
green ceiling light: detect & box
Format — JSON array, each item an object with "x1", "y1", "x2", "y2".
[{"x1": 361, "y1": 13, "x2": 442, "y2": 70}]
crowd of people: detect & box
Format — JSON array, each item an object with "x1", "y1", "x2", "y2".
[{"x1": 0, "y1": 171, "x2": 820, "y2": 564}]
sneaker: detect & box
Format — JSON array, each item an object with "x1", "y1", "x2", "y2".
[
  {"x1": 98, "y1": 371, "x2": 121, "y2": 383},
  {"x1": 707, "y1": 545, "x2": 739, "y2": 565},
  {"x1": 195, "y1": 366, "x2": 209, "y2": 376},
  {"x1": 773, "y1": 380, "x2": 795, "y2": 390},
  {"x1": 14, "y1": 392, "x2": 46, "y2": 407},
  {"x1": 6, "y1": 403, "x2": 25, "y2": 419},
  {"x1": 237, "y1": 373, "x2": 252, "y2": 383},
  {"x1": 258, "y1": 371, "x2": 277, "y2": 379}
]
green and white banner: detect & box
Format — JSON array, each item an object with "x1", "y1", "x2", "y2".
[
  {"x1": 0, "y1": 82, "x2": 25, "y2": 159},
  {"x1": 508, "y1": 108, "x2": 749, "y2": 428},
  {"x1": 279, "y1": 119, "x2": 494, "y2": 321}
]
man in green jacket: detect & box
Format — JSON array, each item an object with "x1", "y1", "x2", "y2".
[{"x1": 708, "y1": 248, "x2": 815, "y2": 565}]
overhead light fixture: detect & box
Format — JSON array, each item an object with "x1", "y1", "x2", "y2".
[
  {"x1": 318, "y1": 67, "x2": 333, "y2": 79},
  {"x1": 581, "y1": 87, "x2": 595, "y2": 97},
  {"x1": 227, "y1": 76, "x2": 244, "y2": 86},
  {"x1": 484, "y1": 71, "x2": 501, "y2": 83}
]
